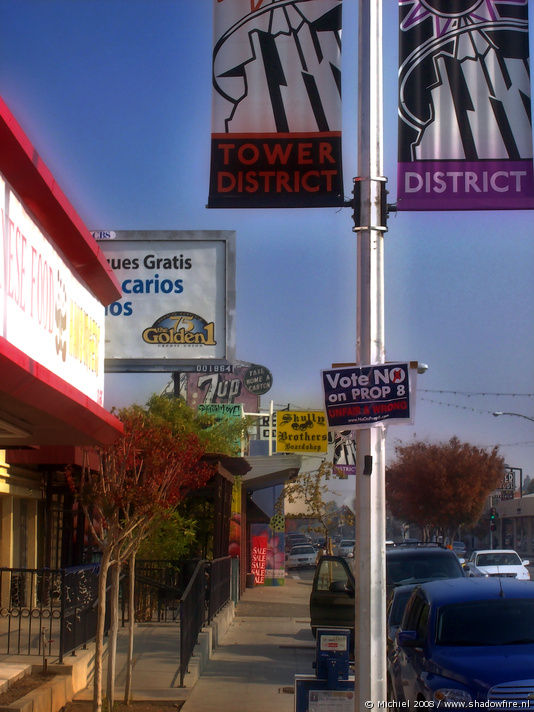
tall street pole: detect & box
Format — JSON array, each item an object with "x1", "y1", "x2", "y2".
[{"x1": 354, "y1": 0, "x2": 387, "y2": 708}]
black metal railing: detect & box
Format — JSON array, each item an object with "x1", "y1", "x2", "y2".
[
  {"x1": 179, "y1": 560, "x2": 206, "y2": 687},
  {"x1": 121, "y1": 560, "x2": 183, "y2": 623},
  {"x1": 207, "y1": 556, "x2": 231, "y2": 624},
  {"x1": 61, "y1": 564, "x2": 103, "y2": 660},
  {"x1": 0, "y1": 564, "x2": 103, "y2": 661}
]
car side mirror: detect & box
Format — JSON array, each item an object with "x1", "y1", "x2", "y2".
[
  {"x1": 329, "y1": 580, "x2": 351, "y2": 594},
  {"x1": 397, "y1": 630, "x2": 420, "y2": 647},
  {"x1": 523, "y1": 560, "x2": 530, "y2": 566}
]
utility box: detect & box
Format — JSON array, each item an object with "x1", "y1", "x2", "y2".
[{"x1": 295, "y1": 628, "x2": 354, "y2": 712}]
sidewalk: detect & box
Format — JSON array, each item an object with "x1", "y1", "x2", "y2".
[
  {"x1": 182, "y1": 574, "x2": 316, "y2": 712},
  {"x1": 74, "y1": 621, "x2": 187, "y2": 703},
  {"x1": 71, "y1": 573, "x2": 315, "y2": 708}
]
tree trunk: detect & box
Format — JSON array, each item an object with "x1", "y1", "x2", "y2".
[
  {"x1": 93, "y1": 547, "x2": 111, "y2": 712},
  {"x1": 106, "y1": 558, "x2": 121, "y2": 709},
  {"x1": 124, "y1": 550, "x2": 136, "y2": 704}
]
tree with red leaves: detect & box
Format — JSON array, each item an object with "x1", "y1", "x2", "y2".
[
  {"x1": 386, "y1": 437, "x2": 505, "y2": 541},
  {"x1": 67, "y1": 401, "x2": 214, "y2": 712}
]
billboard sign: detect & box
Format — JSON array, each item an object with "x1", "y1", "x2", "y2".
[
  {"x1": 209, "y1": 0, "x2": 344, "y2": 208},
  {"x1": 1, "y1": 174, "x2": 105, "y2": 405},
  {"x1": 397, "y1": 0, "x2": 534, "y2": 211},
  {"x1": 322, "y1": 363, "x2": 413, "y2": 428},
  {"x1": 185, "y1": 364, "x2": 260, "y2": 412},
  {"x1": 501, "y1": 466, "x2": 517, "y2": 501},
  {"x1": 276, "y1": 410, "x2": 328, "y2": 454},
  {"x1": 94, "y1": 231, "x2": 235, "y2": 371}
]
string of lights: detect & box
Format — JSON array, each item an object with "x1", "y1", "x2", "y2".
[
  {"x1": 420, "y1": 397, "x2": 497, "y2": 415},
  {"x1": 419, "y1": 389, "x2": 534, "y2": 398}
]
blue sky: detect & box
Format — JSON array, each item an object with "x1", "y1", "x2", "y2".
[{"x1": 2, "y1": 1, "x2": 534, "y2": 481}]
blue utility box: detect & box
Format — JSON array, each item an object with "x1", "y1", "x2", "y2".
[{"x1": 295, "y1": 628, "x2": 354, "y2": 712}]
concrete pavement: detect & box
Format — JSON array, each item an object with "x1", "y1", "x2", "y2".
[
  {"x1": 69, "y1": 571, "x2": 315, "y2": 708},
  {"x1": 182, "y1": 573, "x2": 316, "y2": 712}
]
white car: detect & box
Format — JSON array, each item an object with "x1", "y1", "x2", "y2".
[
  {"x1": 464, "y1": 549, "x2": 530, "y2": 580},
  {"x1": 286, "y1": 545, "x2": 316, "y2": 569},
  {"x1": 337, "y1": 539, "x2": 355, "y2": 558}
]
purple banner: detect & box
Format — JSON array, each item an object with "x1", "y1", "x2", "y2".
[
  {"x1": 398, "y1": 0, "x2": 534, "y2": 211},
  {"x1": 398, "y1": 160, "x2": 534, "y2": 211}
]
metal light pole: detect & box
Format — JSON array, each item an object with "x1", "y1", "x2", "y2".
[
  {"x1": 493, "y1": 411, "x2": 534, "y2": 423},
  {"x1": 354, "y1": 0, "x2": 387, "y2": 708}
]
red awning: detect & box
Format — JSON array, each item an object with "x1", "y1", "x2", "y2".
[
  {"x1": 0, "y1": 97, "x2": 121, "y2": 305},
  {"x1": 0, "y1": 337, "x2": 123, "y2": 447}
]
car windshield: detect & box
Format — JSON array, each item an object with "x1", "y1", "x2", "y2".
[
  {"x1": 436, "y1": 599, "x2": 534, "y2": 646},
  {"x1": 290, "y1": 546, "x2": 314, "y2": 555},
  {"x1": 476, "y1": 552, "x2": 522, "y2": 566},
  {"x1": 387, "y1": 556, "x2": 462, "y2": 586}
]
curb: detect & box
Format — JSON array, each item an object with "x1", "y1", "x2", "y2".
[
  {"x1": 0, "y1": 667, "x2": 72, "y2": 712},
  {"x1": 0, "y1": 646, "x2": 97, "y2": 712},
  {"x1": 182, "y1": 600, "x2": 235, "y2": 688}
]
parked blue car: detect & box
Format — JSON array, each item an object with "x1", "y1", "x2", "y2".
[{"x1": 389, "y1": 577, "x2": 534, "y2": 708}]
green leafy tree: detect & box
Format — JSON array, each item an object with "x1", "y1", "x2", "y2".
[
  {"x1": 386, "y1": 436, "x2": 505, "y2": 541},
  {"x1": 137, "y1": 510, "x2": 197, "y2": 561},
  {"x1": 146, "y1": 394, "x2": 253, "y2": 456},
  {"x1": 276, "y1": 461, "x2": 348, "y2": 552}
]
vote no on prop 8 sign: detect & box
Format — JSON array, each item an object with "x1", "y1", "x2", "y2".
[{"x1": 322, "y1": 363, "x2": 413, "y2": 429}]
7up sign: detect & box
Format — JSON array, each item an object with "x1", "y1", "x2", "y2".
[{"x1": 322, "y1": 363, "x2": 413, "y2": 429}]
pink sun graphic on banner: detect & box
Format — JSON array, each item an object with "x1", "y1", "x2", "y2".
[
  {"x1": 400, "y1": 0, "x2": 527, "y2": 37},
  {"x1": 397, "y1": 0, "x2": 534, "y2": 211}
]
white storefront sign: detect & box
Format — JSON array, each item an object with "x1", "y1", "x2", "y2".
[{"x1": 1, "y1": 174, "x2": 105, "y2": 405}]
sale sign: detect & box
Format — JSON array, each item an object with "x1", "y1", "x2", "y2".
[
  {"x1": 322, "y1": 363, "x2": 414, "y2": 429},
  {"x1": 251, "y1": 533, "x2": 268, "y2": 585}
]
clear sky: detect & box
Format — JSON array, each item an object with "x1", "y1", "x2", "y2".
[{"x1": 2, "y1": 1, "x2": 534, "y2": 483}]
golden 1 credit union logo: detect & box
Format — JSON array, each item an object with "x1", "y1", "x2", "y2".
[{"x1": 142, "y1": 311, "x2": 216, "y2": 346}]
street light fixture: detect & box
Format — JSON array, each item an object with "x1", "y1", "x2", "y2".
[{"x1": 492, "y1": 411, "x2": 534, "y2": 423}]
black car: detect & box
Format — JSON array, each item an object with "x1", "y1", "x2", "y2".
[
  {"x1": 386, "y1": 544, "x2": 465, "y2": 598},
  {"x1": 310, "y1": 545, "x2": 465, "y2": 637}
]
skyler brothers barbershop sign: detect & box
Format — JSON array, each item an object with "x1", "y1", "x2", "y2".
[{"x1": 322, "y1": 363, "x2": 413, "y2": 429}]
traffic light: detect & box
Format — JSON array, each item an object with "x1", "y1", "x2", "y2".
[{"x1": 490, "y1": 507, "x2": 498, "y2": 531}]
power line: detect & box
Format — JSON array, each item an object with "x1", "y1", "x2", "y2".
[
  {"x1": 420, "y1": 389, "x2": 534, "y2": 398},
  {"x1": 420, "y1": 397, "x2": 496, "y2": 415}
]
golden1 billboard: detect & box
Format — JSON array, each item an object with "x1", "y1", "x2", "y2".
[{"x1": 94, "y1": 231, "x2": 235, "y2": 371}]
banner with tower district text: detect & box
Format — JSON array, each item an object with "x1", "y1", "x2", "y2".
[
  {"x1": 209, "y1": 0, "x2": 344, "y2": 208},
  {"x1": 397, "y1": 0, "x2": 534, "y2": 211}
]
